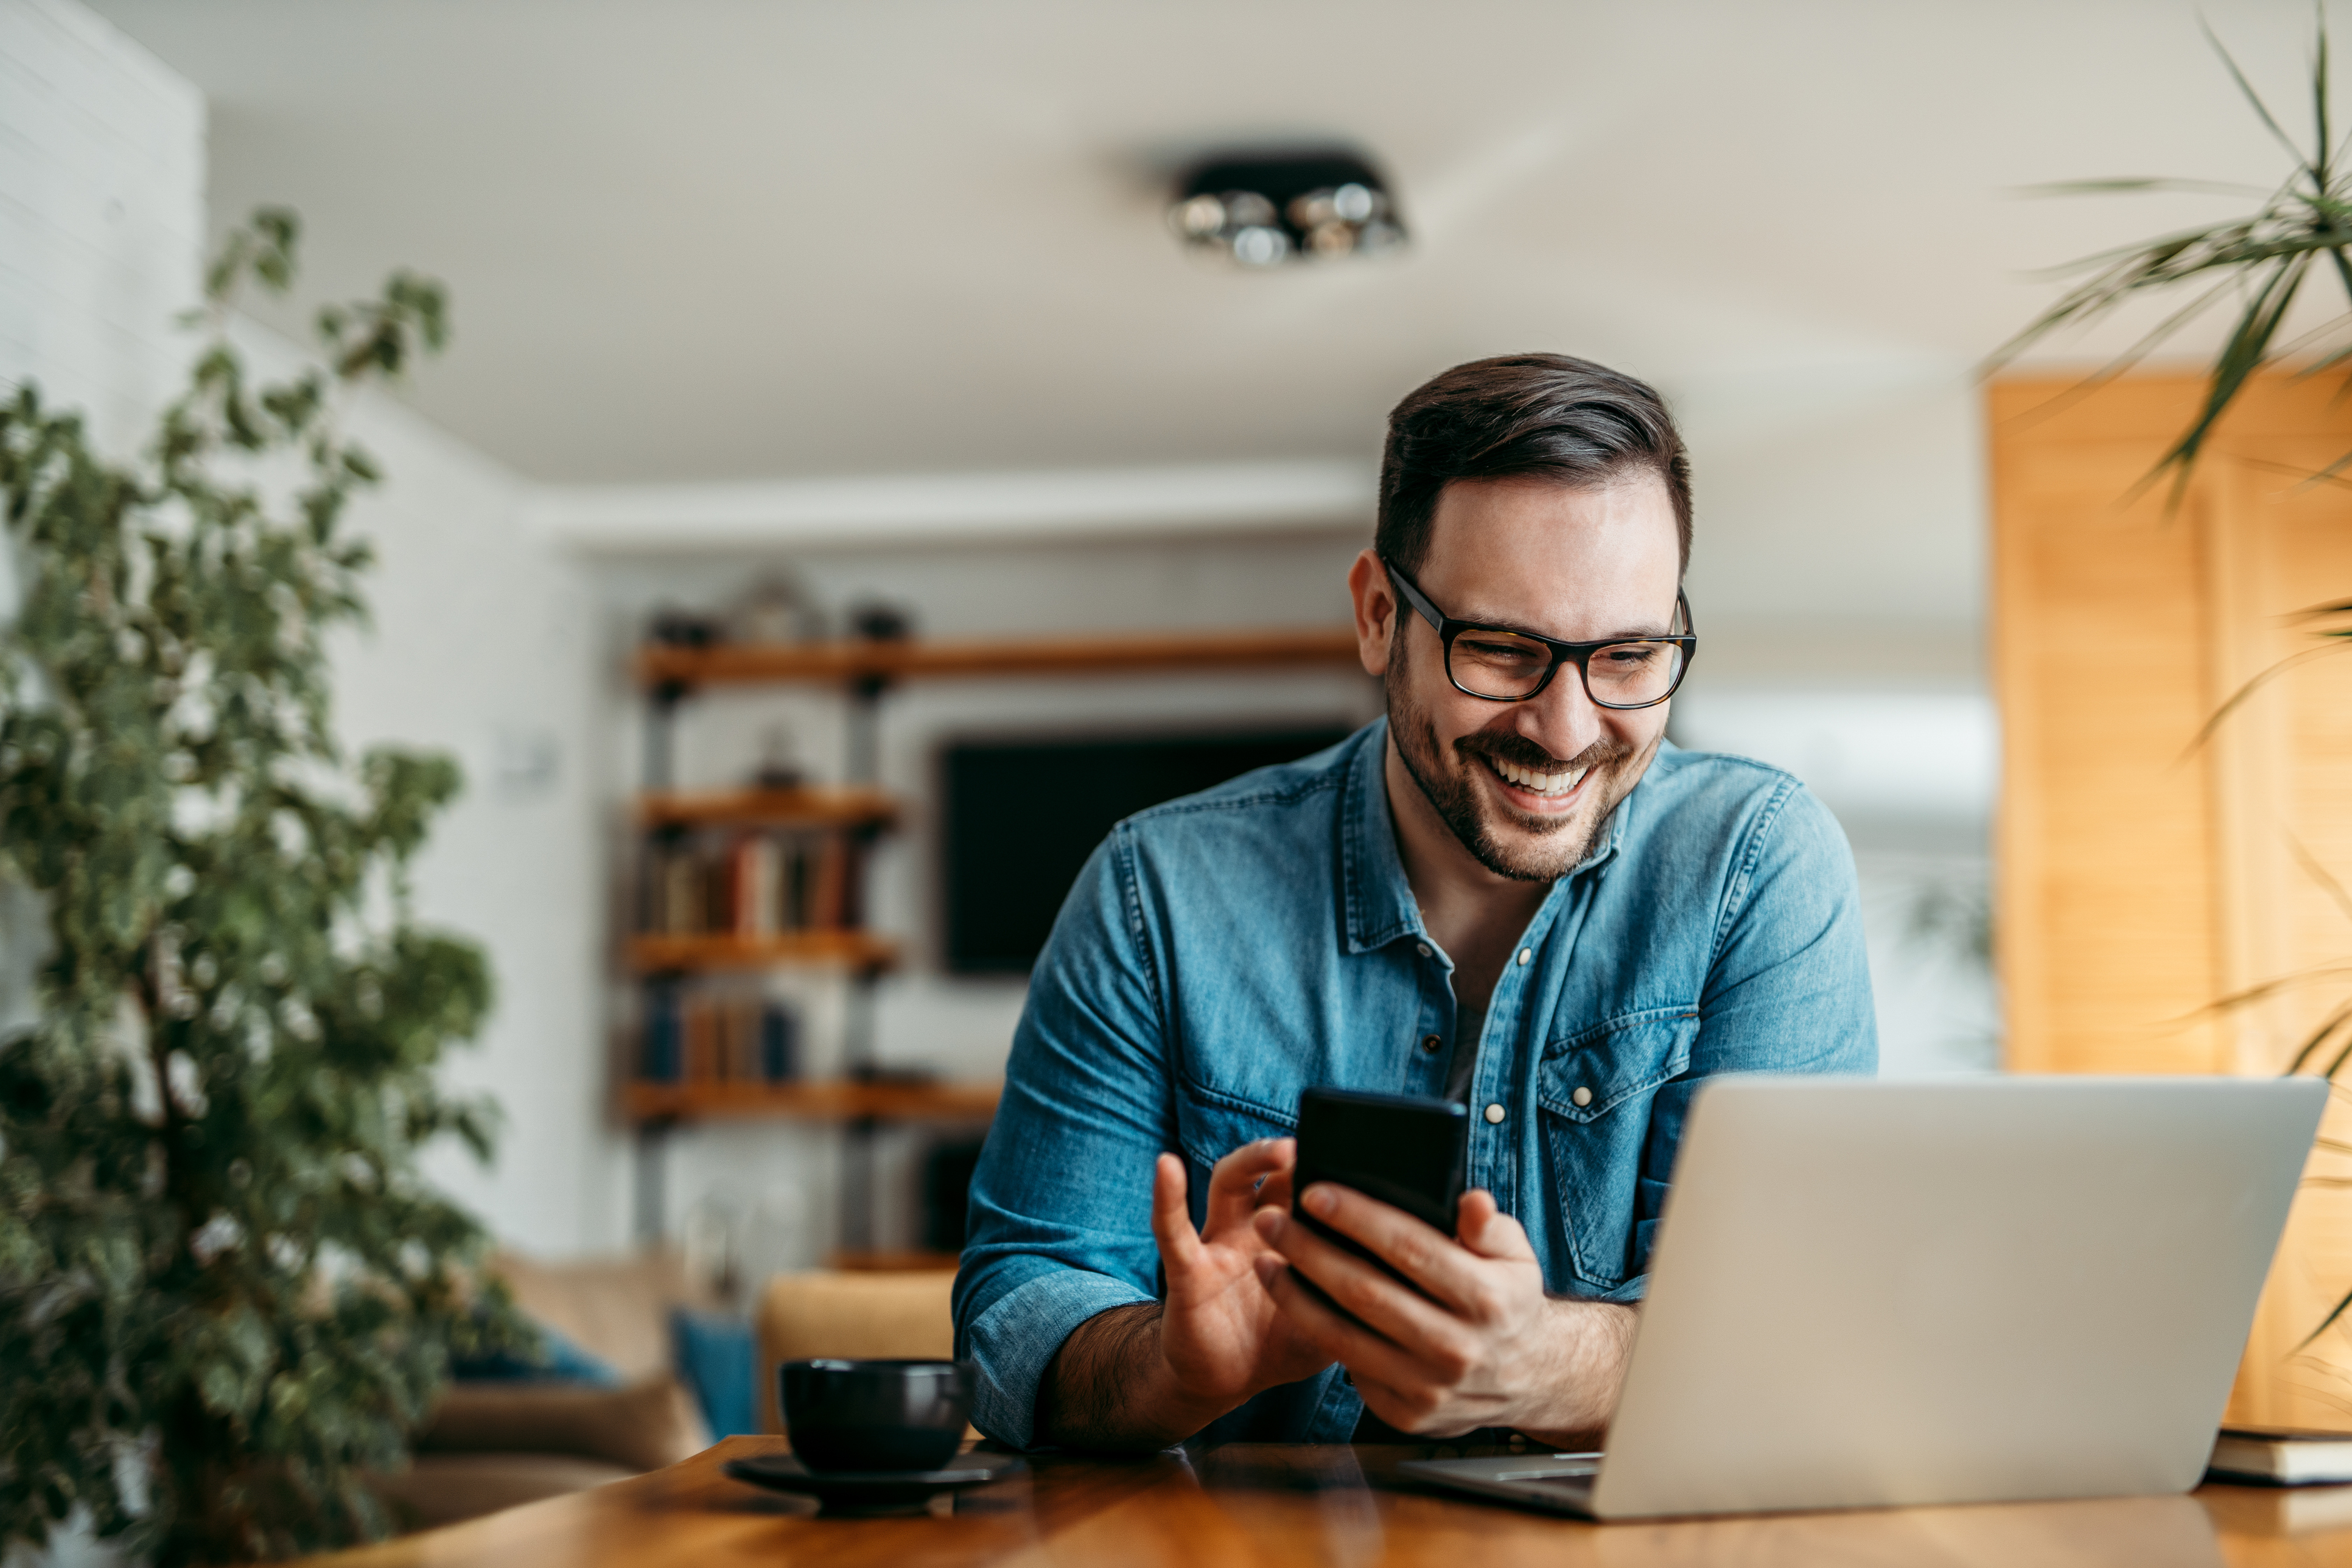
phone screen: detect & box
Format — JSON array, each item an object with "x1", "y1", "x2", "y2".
[{"x1": 1291, "y1": 1088, "x2": 1470, "y2": 1279}]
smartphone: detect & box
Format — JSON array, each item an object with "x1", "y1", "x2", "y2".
[{"x1": 1291, "y1": 1088, "x2": 1470, "y2": 1281}]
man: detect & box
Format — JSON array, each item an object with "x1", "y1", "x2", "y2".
[{"x1": 953, "y1": 353, "x2": 1875, "y2": 1451}]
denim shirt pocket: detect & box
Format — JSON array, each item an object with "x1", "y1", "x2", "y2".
[
  {"x1": 1173, "y1": 1081, "x2": 1298, "y2": 1218},
  {"x1": 1537, "y1": 1007, "x2": 1698, "y2": 1291}
]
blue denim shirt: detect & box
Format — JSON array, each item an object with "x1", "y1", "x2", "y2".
[{"x1": 953, "y1": 719, "x2": 1875, "y2": 1447}]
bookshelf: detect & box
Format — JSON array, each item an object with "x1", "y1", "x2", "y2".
[
  {"x1": 637, "y1": 626, "x2": 1362, "y2": 690},
  {"x1": 638, "y1": 785, "x2": 897, "y2": 830},
  {"x1": 627, "y1": 930, "x2": 899, "y2": 976},
  {"x1": 623, "y1": 1079, "x2": 1001, "y2": 1123},
  {"x1": 624, "y1": 620, "x2": 1364, "y2": 1259}
]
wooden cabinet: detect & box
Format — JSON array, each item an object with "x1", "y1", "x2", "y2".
[{"x1": 1992, "y1": 372, "x2": 2352, "y2": 1424}]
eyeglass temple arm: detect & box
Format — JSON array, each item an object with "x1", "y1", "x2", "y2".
[{"x1": 1382, "y1": 559, "x2": 1445, "y2": 632}]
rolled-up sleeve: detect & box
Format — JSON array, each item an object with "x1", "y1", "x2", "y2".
[{"x1": 953, "y1": 828, "x2": 1175, "y2": 1449}]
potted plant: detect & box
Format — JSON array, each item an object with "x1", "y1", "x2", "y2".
[
  {"x1": 1993, "y1": 16, "x2": 2352, "y2": 1351},
  {"x1": 0, "y1": 210, "x2": 517, "y2": 1563}
]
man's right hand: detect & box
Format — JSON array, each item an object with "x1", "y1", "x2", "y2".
[
  {"x1": 1151, "y1": 1139, "x2": 1335, "y2": 1410},
  {"x1": 1038, "y1": 1138, "x2": 1334, "y2": 1449}
]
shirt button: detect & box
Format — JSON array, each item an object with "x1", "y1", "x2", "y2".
[
  {"x1": 1421, "y1": 1034, "x2": 1443, "y2": 1054},
  {"x1": 1572, "y1": 1087, "x2": 1593, "y2": 1108},
  {"x1": 1517, "y1": 948, "x2": 1533, "y2": 965},
  {"x1": 1483, "y1": 1103, "x2": 1506, "y2": 1124},
  {"x1": 1416, "y1": 943, "x2": 1432, "y2": 958}
]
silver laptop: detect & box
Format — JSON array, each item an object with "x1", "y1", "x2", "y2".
[{"x1": 1400, "y1": 1075, "x2": 2324, "y2": 1519}]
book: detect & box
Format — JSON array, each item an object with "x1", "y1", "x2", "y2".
[
  {"x1": 784, "y1": 835, "x2": 811, "y2": 930},
  {"x1": 810, "y1": 831, "x2": 847, "y2": 930},
  {"x1": 661, "y1": 852, "x2": 702, "y2": 935},
  {"x1": 729, "y1": 835, "x2": 781, "y2": 938},
  {"x1": 682, "y1": 995, "x2": 716, "y2": 1082},
  {"x1": 639, "y1": 985, "x2": 682, "y2": 1082},
  {"x1": 2210, "y1": 1427, "x2": 2352, "y2": 1486},
  {"x1": 759, "y1": 1000, "x2": 799, "y2": 1082},
  {"x1": 2200, "y1": 1478, "x2": 2352, "y2": 1534}
]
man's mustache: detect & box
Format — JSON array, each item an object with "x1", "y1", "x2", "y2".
[
  {"x1": 1449, "y1": 738, "x2": 1637, "y2": 780},
  {"x1": 1454, "y1": 732, "x2": 1632, "y2": 774}
]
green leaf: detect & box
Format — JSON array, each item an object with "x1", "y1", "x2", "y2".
[{"x1": 0, "y1": 205, "x2": 509, "y2": 1563}]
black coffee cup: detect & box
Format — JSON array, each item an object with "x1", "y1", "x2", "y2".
[{"x1": 779, "y1": 1358, "x2": 974, "y2": 1472}]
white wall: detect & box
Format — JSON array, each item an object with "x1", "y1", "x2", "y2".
[
  {"x1": 0, "y1": 0, "x2": 201, "y2": 458},
  {"x1": 0, "y1": 0, "x2": 202, "y2": 1046},
  {"x1": 307, "y1": 363, "x2": 614, "y2": 1257},
  {"x1": 0, "y1": 0, "x2": 618, "y2": 1258}
]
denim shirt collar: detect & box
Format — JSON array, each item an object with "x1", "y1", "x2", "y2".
[{"x1": 1340, "y1": 717, "x2": 1630, "y2": 958}]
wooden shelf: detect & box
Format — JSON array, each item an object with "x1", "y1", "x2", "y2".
[
  {"x1": 638, "y1": 785, "x2": 897, "y2": 831},
  {"x1": 638, "y1": 626, "x2": 1361, "y2": 690},
  {"x1": 628, "y1": 929, "x2": 899, "y2": 975},
  {"x1": 621, "y1": 1079, "x2": 1000, "y2": 1124}
]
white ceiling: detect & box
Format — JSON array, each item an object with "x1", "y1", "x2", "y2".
[{"x1": 85, "y1": 0, "x2": 2333, "y2": 486}]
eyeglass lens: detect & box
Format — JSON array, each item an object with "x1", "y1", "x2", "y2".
[{"x1": 1447, "y1": 628, "x2": 1685, "y2": 706}]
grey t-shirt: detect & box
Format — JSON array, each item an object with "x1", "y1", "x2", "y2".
[{"x1": 1443, "y1": 998, "x2": 1487, "y2": 1104}]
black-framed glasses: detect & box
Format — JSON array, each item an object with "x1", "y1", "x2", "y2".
[{"x1": 1383, "y1": 556, "x2": 1696, "y2": 709}]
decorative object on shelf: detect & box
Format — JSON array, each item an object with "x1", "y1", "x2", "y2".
[
  {"x1": 1169, "y1": 147, "x2": 1407, "y2": 268},
  {"x1": 727, "y1": 572, "x2": 827, "y2": 646},
  {"x1": 751, "y1": 721, "x2": 807, "y2": 791},
  {"x1": 0, "y1": 209, "x2": 520, "y2": 1562},
  {"x1": 648, "y1": 606, "x2": 725, "y2": 648},
  {"x1": 846, "y1": 598, "x2": 916, "y2": 642}
]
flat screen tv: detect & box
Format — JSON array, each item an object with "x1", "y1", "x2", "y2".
[{"x1": 940, "y1": 723, "x2": 1357, "y2": 974}]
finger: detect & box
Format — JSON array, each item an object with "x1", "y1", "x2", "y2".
[
  {"x1": 1295, "y1": 1182, "x2": 1486, "y2": 1315},
  {"x1": 1457, "y1": 1189, "x2": 1537, "y2": 1262},
  {"x1": 1253, "y1": 1166, "x2": 1295, "y2": 1212},
  {"x1": 1203, "y1": 1138, "x2": 1297, "y2": 1232},
  {"x1": 1150, "y1": 1152, "x2": 1203, "y2": 1274},
  {"x1": 1257, "y1": 1205, "x2": 1465, "y2": 1353},
  {"x1": 1354, "y1": 1373, "x2": 1485, "y2": 1441},
  {"x1": 1350, "y1": 1371, "x2": 1427, "y2": 1435},
  {"x1": 1257, "y1": 1248, "x2": 1458, "y2": 1398}
]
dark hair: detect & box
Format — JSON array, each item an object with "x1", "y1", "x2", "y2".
[{"x1": 1374, "y1": 352, "x2": 1692, "y2": 577}]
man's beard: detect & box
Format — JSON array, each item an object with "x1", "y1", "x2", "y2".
[{"x1": 1386, "y1": 643, "x2": 1639, "y2": 883}]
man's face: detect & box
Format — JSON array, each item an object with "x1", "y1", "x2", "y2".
[{"x1": 1380, "y1": 474, "x2": 1683, "y2": 881}]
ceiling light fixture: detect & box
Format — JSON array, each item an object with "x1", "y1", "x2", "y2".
[{"x1": 1169, "y1": 148, "x2": 1406, "y2": 269}]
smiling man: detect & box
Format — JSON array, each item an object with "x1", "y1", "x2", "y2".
[{"x1": 953, "y1": 353, "x2": 1877, "y2": 1451}]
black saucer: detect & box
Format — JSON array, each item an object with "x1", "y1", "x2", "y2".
[{"x1": 722, "y1": 1451, "x2": 1026, "y2": 1514}]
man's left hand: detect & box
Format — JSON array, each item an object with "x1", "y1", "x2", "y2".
[{"x1": 1250, "y1": 1182, "x2": 1633, "y2": 1443}]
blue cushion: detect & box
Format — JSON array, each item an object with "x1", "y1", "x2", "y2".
[
  {"x1": 452, "y1": 1318, "x2": 623, "y2": 1387},
  {"x1": 670, "y1": 1307, "x2": 760, "y2": 1438}
]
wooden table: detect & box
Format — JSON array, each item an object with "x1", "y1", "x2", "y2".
[{"x1": 317, "y1": 1437, "x2": 2352, "y2": 1567}]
